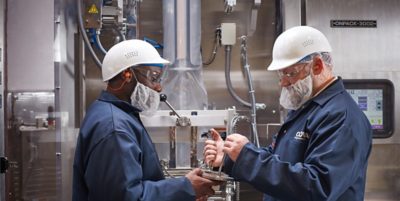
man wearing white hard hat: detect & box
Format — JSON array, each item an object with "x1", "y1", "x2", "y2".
[
  {"x1": 73, "y1": 39, "x2": 217, "y2": 201},
  {"x1": 204, "y1": 26, "x2": 372, "y2": 201}
]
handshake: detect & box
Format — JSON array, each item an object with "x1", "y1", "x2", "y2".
[{"x1": 184, "y1": 129, "x2": 249, "y2": 200}]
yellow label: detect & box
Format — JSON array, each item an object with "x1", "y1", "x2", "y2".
[{"x1": 88, "y1": 4, "x2": 99, "y2": 14}]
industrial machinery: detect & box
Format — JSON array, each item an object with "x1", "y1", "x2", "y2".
[
  {"x1": 76, "y1": 0, "x2": 265, "y2": 199},
  {"x1": 76, "y1": 1, "x2": 266, "y2": 199},
  {"x1": 141, "y1": 105, "x2": 239, "y2": 200}
]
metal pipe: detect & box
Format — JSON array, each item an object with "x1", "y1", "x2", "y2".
[
  {"x1": 241, "y1": 36, "x2": 260, "y2": 147},
  {"x1": 243, "y1": 63, "x2": 259, "y2": 147},
  {"x1": 235, "y1": 181, "x2": 240, "y2": 201},
  {"x1": 224, "y1": 45, "x2": 266, "y2": 111},
  {"x1": 169, "y1": 126, "x2": 176, "y2": 168},
  {"x1": 224, "y1": 45, "x2": 251, "y2": 108},
  {"x1": 190, "y1": 126, "x2": 198, "y2": 167},
  {"x1": 176, "y1": 0, "x2": 188, "y2": 62}
]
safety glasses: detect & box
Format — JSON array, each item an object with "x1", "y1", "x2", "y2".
[
  {"x1": 133, "y1": 67, "x2": 163, "y2": 84},
  {"x1": 277, "y1": 62, "x2": 310, "y2": 80}
]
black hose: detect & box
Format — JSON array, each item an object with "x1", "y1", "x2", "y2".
[{"x1": 202, "y1": 28, "x2": 221, "y2": 65}]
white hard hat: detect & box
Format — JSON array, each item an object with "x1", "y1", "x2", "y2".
[
  {"x1": 267, "y1": 26, "x2": 332, "y2": 71},
  {"x1": 102, "y1": 39, "x2": 170, "y2": 81}
]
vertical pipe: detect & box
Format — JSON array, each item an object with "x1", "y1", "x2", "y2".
[
  {"x1": 224, "y1": 45, "x2": 251, "y2": 107},
  {"x1": 162, "y1": 0, "x2": 207, "y2": 110},
  {"x1": 168, "y1": 127, "x2": 176, "y2": 168},
  {"x1": 176, "y1": 0, "x2": 187, "y2": 61},
  {"x1": 244, "y1": 63, "x2": 260, "y2": 147},
  {"x1": 54, "y1": 61, "x2": 62, "y2": 201},
  {"x1": 0, "y1": 0, "x2": 5, "y2": 200},
  {"x1": 74, "y1": 33, "x2": 84, "y2": 128},
  {"x1": 190, "y1": 126, "x2": 197, "y2": 167},
  {"x1": 301, "y1": 0, "x2": 307, "y2": 25}
]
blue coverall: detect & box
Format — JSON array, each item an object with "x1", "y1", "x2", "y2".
[
  {"x1": 224, "y1": 78, "x2": 372, "y2": 201},
  {"x1": 73, "y1": 91, "x2": 196, "y2": 201}
]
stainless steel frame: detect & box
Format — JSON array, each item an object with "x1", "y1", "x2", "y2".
[
  {"x1": 4, "y1": 0, "x2": 79, "y2": 200},
  {"x1": 0, "y1": 1, "x2": 5, "y2": 200}
]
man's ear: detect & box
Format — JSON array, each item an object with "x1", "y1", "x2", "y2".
[
  {"x1": 121, "y1": 69, "x2": 133, "y2": 82},
  {"x1": 312, "y1": 57, "x2": 324, "y2": 75}
]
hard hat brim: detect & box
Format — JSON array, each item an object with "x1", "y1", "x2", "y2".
[
  {"x1": 141, "y1": 57, "x2": 170, "y2": 65},
  {"x1": 267, "y1": 58, "x2": 300, "y2": 71},
  {"x1": 102, "y1": 58, "x2": 170, "y2": 82}
]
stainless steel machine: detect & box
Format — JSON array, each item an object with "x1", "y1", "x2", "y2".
[{"x1": 142, "y1": 108, "x2": 239, "y2": 200}]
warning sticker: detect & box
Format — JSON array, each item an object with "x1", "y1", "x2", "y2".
[{"x1": 88, "y1": 4, "x2": 99, "y2": 14}]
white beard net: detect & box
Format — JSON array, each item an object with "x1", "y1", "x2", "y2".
[{"x1": 279, "y1": 74, "x2": 313, "y2": 110}]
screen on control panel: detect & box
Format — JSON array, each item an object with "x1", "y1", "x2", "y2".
[
  {"x1": 347, "y1": 89, "x2": 383, "y2": 129},
  {"x1": 343, "y1": 79, "x2": 394, "y2": 138}
]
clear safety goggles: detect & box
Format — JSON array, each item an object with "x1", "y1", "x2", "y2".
[
  {"x1": 133, "y1": 66, "x2": 163, "y2": 84},
  {"x1": 277, "y1": 62, "x2": 310, "y2": 80},
  {"x1": 276, "y1": 54, "x2": 316, "y2": 80}
]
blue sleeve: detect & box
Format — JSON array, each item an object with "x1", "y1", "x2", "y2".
[
  {"x1": 84, "y1": 132, "x2": 195, "y2": 201},
  {"x1": 230, "y1": 113, "x2": 370, "y2": 200}
]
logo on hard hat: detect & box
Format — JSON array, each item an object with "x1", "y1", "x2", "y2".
[
  {"x1": 125, "y1": 51, "x2": 139, "y2": 59},
  {"x1": 302, "y1": 40, "x2": 314, "y2": 47}
]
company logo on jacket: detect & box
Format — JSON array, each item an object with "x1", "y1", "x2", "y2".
[{"x1": 294, "y1": 131, "x2": 310, "y2": 141}]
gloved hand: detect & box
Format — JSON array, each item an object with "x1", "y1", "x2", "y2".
[
  {"x1": 204, "y1": 129, "x2": 224, "y2": 167},
  {"x1": 185, "y1": 168, "x2": 216, "y2": 198}
]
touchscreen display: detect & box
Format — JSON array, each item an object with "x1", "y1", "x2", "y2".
[{"x1": 347, "y1": 89, "x2": 383, "y2": 129}]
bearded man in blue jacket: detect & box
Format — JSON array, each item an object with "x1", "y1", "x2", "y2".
[
  {"x1": 73, "y1": 39, "x2": 216, "y2": 201},
  {"x1": 204, "y1": 26, "x2": 372, "y2": 201}
]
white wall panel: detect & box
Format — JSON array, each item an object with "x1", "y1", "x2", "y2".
[{"x1": 7, "y1": 0, "x2": 54, "y2": 91}]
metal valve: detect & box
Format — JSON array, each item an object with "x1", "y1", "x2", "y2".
[{"x1": 160, "y1": 94, "x2": 191, "y2": 126}]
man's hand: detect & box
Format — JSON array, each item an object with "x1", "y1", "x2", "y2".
[
  {"x1": 203, "y1": 129, "x2": 224, "y2": 167},
  {"x1": 185, "y1": 168, "x2": 216, "y2": 198},
  {"x1": 195, "y1": 196, "x2": 208, "y2": 201},
  {"x1": 223, "y1": 134, "x2": 249, "y2": 162}
]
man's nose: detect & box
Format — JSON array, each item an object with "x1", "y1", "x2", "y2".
[
  {"x1": 279, "y1": 77, "x2": 291, "y2": 87},
  {"x1": 153, "y1": 83, "x2": 162, "y2": 93}
]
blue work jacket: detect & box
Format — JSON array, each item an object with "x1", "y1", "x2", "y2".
[
  {"x1": 73, "y1": 91, "x2": 195, "y2": 201},
  {"x1": 225, "y1": 78, "x2": 372, "y2": 201}
]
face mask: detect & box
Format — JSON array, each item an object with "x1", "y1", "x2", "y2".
[
  {"x1": 279, "y1": 74, "x2": 313, "y2": 110},
  {"x1": 130, "y1": 82, "x2": 160, "y2": 116}
]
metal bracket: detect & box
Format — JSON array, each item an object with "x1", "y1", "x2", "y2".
[{"x1": 176, "y1": 116, "x2": 191, "y2": 127}]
